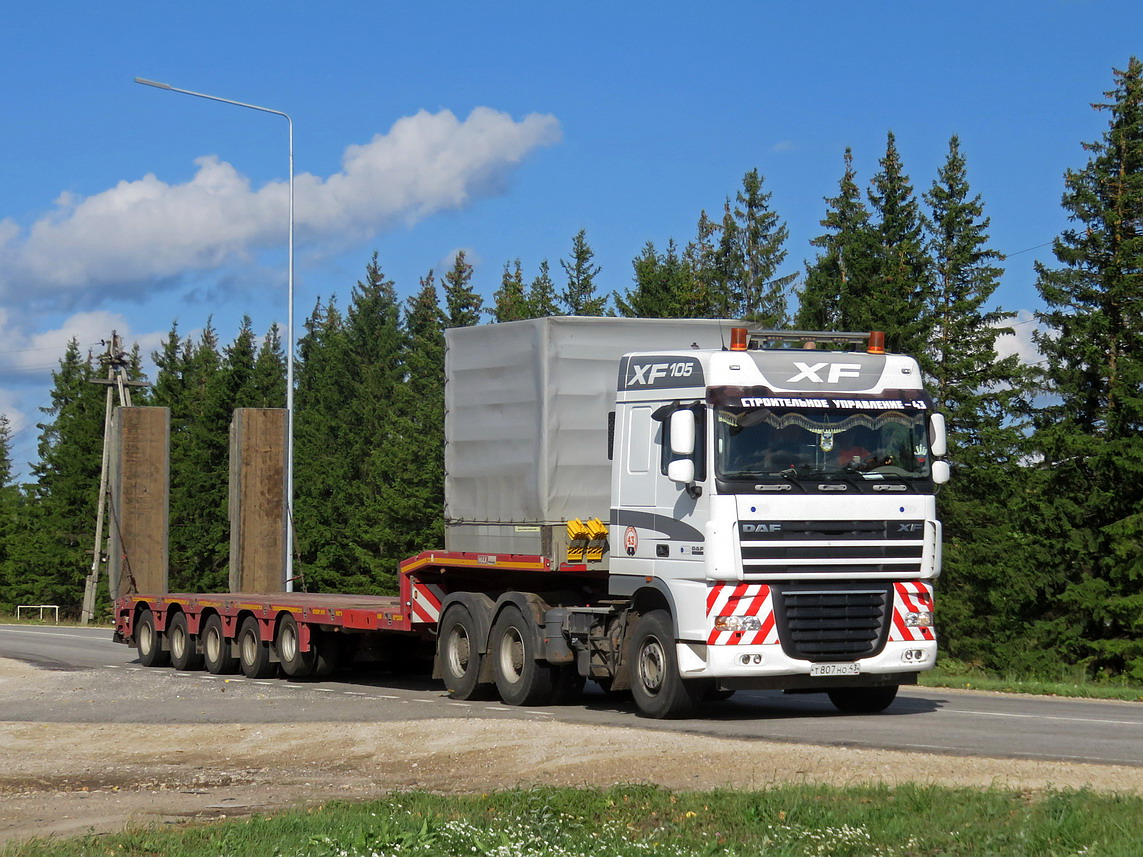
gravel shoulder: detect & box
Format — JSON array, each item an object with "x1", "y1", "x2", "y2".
[{"x1": 3, "y1": 657, "x2": 1142, "y2": 846}]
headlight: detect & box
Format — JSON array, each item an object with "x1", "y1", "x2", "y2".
[
  {"x1": 714, "y1": 615, "x2": 762, "y2": 632},
  {"x1": 904, "y1": 611, "x2": 934, "y2": 628}
]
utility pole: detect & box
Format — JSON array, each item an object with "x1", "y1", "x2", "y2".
[{"x1": 81, "y1": 332, "x2": 147, "y2": 625}]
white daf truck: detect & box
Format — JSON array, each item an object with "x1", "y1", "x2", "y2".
[{"x1": 437, "y1": 316, "x2": 947, "y2": 718}]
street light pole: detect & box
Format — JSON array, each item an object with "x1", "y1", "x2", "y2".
[{"x1": 135, "y1": 77, "x2": 297, "y2": 593}]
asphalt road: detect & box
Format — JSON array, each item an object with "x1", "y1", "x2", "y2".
[{"x1": 2, "y1": 622, "x2": 1142, "y2": 767}]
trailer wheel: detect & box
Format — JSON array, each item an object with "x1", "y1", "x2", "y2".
[
  {"x1": 311, "y1": 632, "x2": 340, "y2": 677},
  {"x1": 276, "y1": 614, "x2": 315, "y2": 678},
  {"x1": 202, "y1": 614, "x2": 238, "y2": 674},
  {"x1": 630, "y1": 610, "x2": 699, "y2": 719},
  {"x1": 490, "y1": 605, "x2": 553, "y2": 706},
  {"x1": 827, "y1": 684, "x2": 899, "y2": 714},
  {"x1": 238, "y1": 617, "x2": 278, "y2": 679},
  {"x1": 438, "y1": 606, "x2": 484, "y2": 699},
  {"x1": 136, "y1": 609, "x2": 170, "y2": 668},
  {"x1": 168, "y1": 612, "x2": 204, "y2": 671}
]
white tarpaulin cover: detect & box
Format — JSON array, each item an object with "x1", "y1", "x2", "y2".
[{"x1": 444, "y1": 317, "x2": 734, "y2": 525}]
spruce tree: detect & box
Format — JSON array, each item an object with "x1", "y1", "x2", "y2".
[
  {"x1": 797, "y1": 148, "x2": 879, "y2": 332},
  {"x1": 526, "y1": 260, "x2": 560, "y2": 318},
  {"x1": 374, "y1": 275, "x2": 446, "y2": 564},
  {"x1": 443, "y1": 250, "x2": 482, "y2": 328},
  {"x1": 0, "y1": 415, "x2": 16, "y2": 613},
  {"x1": 170, "y1": 322, "x2": 227, "y2": 592},
  {"x1": 734, "y1": 168, "x2": 795, "y2": 325},
  {"x1": 1029, "y1": 57, "x2": 1143, "y2": 678},
  {"x1": 921, "y1": 135, "x2": 1029, "y2": 667},
  {"x1": 491, "y1": 260, "x2": 531, "y2": 322},
  {"x1": 341, "y1": 252, "x2": 405, "y2": 593},
  {"x1": 559, "y1": 229, "x2": 607, "y2": 315},
  {"x1": 615, "y1": 240, "x2": 697, "y2": 318},
  {"x1": 21, "y1": 341, "x2": 105, "y2": 610},
  {"x1": 867, "y1": 132, "x2": 931, "y2": 354},
  {"x1": 293, "y1": 296, "x2": 358, "y2": 592}
]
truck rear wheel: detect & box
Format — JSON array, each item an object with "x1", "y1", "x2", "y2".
[
  {"x1": 827, "y1": 685, "x2": 899, "y2": 714},
  {"x1": 168, "y1": 612, "x2": 203, "y2": 671},
  {"x1": 238, "y1": 616, "x2": 277, "y2": 679},
  {"x1": 630, "y1": 610, "x2": 699, "y2": 719},
  {"x1": 490, "y1": 605, "x2": 553, "y2": 706},
  {"x1": 438, "y1": 606, "x2": 484, "y2": 699},
  {"x1": 202, "y1": 614, "x2": 238, "y2": 675},
  {"x1": 136, "y1": 609, "x2": 170, "y2": 668},
  {"x1": 276, "y1": 614, "x2": 315, "y2": 678}
]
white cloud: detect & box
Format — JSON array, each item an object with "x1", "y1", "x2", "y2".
[
  {"x1": 1, "y1": 107, "x2": 560, "y2": 307},
  {"x1": 994, "y1": 309, "x2": 1046, "y2": 366},
  {"x1": 770, "y1": 140, "x2": 796, "y2": 153}
]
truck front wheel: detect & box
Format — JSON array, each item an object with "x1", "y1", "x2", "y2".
[
  {"x1": 630, "y1": 610, "x2": 699, "y2": 719},
  {"x1": 136, "y1": 609, "x2": 170, "y2": 668},
  {"x1": 438, "y1": 606, "x2": 484, "y2": 699},
  {"x1": 490, "y1": 605, "x2": 553, "y2": 706},
  {"x1": 827, "y1": 685, "x2": 899, "y2": 714}
]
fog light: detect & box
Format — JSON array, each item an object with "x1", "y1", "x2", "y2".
[
  {"x1": 904, "y1": 611, "x2": 933, "y2": 628},
  {"x1": 901, "y1": 648, "x2": 927, "y2": 664},
  {"x1": 752, "y1": 654, "x2": 762, "y2": 664},
  {"x1": 740, "y1": 654, "x2": 751, "y2": 665},
  {"x1": 715, "y1": 615, "x2": 762, "y2": 632}
]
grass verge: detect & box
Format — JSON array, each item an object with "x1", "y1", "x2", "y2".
[
  {"x1": 4, "y1": 784, "x2": 1143, "y2": 857},
  {"x1": 920, "y1": 658, "x2": 1143, "y2": 702}
]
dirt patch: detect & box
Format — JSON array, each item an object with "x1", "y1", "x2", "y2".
[{"x1": 2, "y1": 658, "x2": 1142, "y2": 846}]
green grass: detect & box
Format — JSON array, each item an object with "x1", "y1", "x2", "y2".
[
  {"x1": 4, "y1": 784, "x2": 1143, "y2": 857},
  {"x1": 921, "y1": 658, "x2": 1143, "y2": 702}
]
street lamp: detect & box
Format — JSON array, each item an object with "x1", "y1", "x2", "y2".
[{"x1": 135, "y1": 77, "x2": 297, "y2": 593}]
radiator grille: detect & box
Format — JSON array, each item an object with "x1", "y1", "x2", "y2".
[{"x1": 773, "y1": 584, "x2": 892, "y2": 661}]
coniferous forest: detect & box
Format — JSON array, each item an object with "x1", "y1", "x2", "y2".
[{"x1": 2, "y1": 59, "x2": 1141, "y2": 682}]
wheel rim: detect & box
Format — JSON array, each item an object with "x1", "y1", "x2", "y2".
[
  {"x1": 139, "y1": 621, "x2": 154, "y2": 655},
  {"x1": 205, "y1": 625, "x2": 221, "y2": 661},
  {"x1": 446, "y1": 624, "x2": 470, "y2": 677},
  {"x1": 241, "y1": 630, "x2": 257, "y2": 665},
  {"x1": 170, "y1": 624, "x2": 186, "y2": 659},
  {"x1": 638, "y1": 635, "x2": 667, "y2": 696},
  {"x1": 280, "y1": 624, "x2": 298, "y2": 662},
  {"x1": 497, "y1": 626, "x2": 525, "y2": 685}
]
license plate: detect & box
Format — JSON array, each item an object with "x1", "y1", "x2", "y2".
[{"x1": 810, "y1": 663, "x2": 860, "y2": 677}]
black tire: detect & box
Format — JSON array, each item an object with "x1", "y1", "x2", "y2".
[
  {"x1": 549, "y1": 665, "x2": 586, "y2": 705},
  {"x1": 311, "y1": 631, "x2": 340, "y2": 677},
  {"x1": 168, "y1": 612, "x2": 204, "y2": 671},
  {"x1": 827, "y1": 685, "x2": 899, "y2": 714},
  {"x1": 438, "y1": 605, "x2": 485, "y2": 699},
  {"x1": 136, "y1": 609, "x2": 170, "y2": 668},
  {"x1": 276, "y1": 614, "x2": 315, "y2": 678},
  {"x1": 202, "y1": 614, "x2": 239, "y2": 674},
  {"x1": 630, "y1": 610, "x2": 700, "y2": 719},
  {"x1": 490, "y1": 606, "x2": 553, "y2": 706},
  {"x1": 238, "y1": 616, "x2": 278, "y2": 679}
]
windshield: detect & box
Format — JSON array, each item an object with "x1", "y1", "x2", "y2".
[{"x1": 715, "y1": 406, "x2": 932, "y2": 483}]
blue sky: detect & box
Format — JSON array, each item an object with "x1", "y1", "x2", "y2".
[{"x1": 2, "y1": 1, "x2": 1140, "y2": 478}]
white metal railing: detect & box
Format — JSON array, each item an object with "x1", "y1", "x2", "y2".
[{"x1": 16, "y1": 605, "x2": 60, "y2": 623}]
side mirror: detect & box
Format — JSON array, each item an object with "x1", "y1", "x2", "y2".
[
  {"x1": 668, "y1": 458, "x2": 695, "y2": 484},
  {"x1": 929, "y1": 413, "x2": 947, "y2": 458},
  {"x1": 669, "y1": 409, "x2": 696, "y2": 456},
  {"x1": 931, "y1": 460, "x2": 951, "y2": 485}
]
